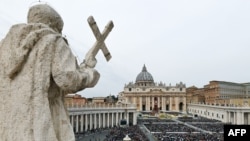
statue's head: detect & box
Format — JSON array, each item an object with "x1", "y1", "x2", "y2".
[{"x1": 27, "y1": 4, "x2": 64, "y2": 33}]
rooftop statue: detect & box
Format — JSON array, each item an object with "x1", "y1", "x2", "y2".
[{"x1": 0, "y1": 3, "x2": 113, "y2": 141}]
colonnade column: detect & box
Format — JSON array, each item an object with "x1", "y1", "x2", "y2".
[
  {"x1": 240, "y1": 112, "x2": 243, "y2": 124},
  {"x1": 230, "y1": 112, "x2": 232, "y2": 124},
  {"x1": 236, "y1": 112, "x2": 239, "y2": 124},
  {"x1": 90, "y1": 114, "x2": 92, "y2": 130},
  {"x1": 94, "y1": 113, "x2": 96, "y2": 129},
  {"x1": 116, "y1": 112, "x2": 118, "y2": 126},
  {"x1": 103, "y1": 113, "x2": 106, "y2": 128},
  {"x1": 85, "y1": 114, "x2": 88, "y2": 131},
  {"x1": 242, "y1": 112, "x2": 245, "y2": 124},
  {"x1": 230, "y1": 112, "x2": 233, "y2": 124},
  {"x1": 80, "y1": 114, "x2": 84, "y2": 132},
  {"x1": 76, "y1": 115, "x2": 79, "y2": 133},
  {"x1": 111, "y1": 112, "x2": 114, "y2": 127},
  {"x1": 234, "y1": 112, "x2": 236, "y2": 124},
  {"x1": 248, "y1": 113, "x2": 250, "y2": 124},
  {"x1": 71, "y1": 115, "x2": 74, "y2": 131},
  {"x1": 107, "y1": 113, "x2": 110, "y2": 128},
  {"x1": 120, "y1": 112, "x2": 122, "y2": 120},
  {"x1": 118, "y1": 112, "x2": 120, "y2": 125},
  {"x1": 98, "y1": 113, "x2": 101, "y2": 128},
  {"x1": 227, "y1": 112, "x2": 230, "y2": 123}
]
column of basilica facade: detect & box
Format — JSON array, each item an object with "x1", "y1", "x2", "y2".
[{"x1": 118, "y1": 64, "x2": 187, "y2": 113}]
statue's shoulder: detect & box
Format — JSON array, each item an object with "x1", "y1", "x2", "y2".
[
  {"x1": 9, "y1": 23, "x2": 41, "y2": 34},
  {"x1": 10, "y1": 23, "x2": 54, "y2": 33},
  {"x1": 9, "y1": 23, "x2": 27, "y2": 31},
  {"x1": 6, "y1": 23, "x2": 63, "y2": 47}
]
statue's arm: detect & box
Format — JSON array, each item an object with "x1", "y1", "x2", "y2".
[{"x1": 51, "y1": 37, "x2": 100, "y2": 93}]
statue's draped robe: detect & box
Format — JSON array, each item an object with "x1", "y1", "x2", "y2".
[{"x1": 0, "y1": 23, "x2": 98, "y2": 141}]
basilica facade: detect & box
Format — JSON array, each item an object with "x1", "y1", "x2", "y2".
[{"x1": 118, "y1": 65, "x2": 187, "y2": 113}]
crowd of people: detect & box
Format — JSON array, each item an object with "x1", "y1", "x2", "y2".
[
  {"x1": 177, "y1": 116, "x2": 221, "y2": 122},
  {"x1": 74, "y1": 115, "x2": 226, "y2": 141},
  {"x1": 144, "y1": 123, "x2": 196, "y2": 133},
  {"x1": 154, "y1": 133, "x2": 223, "y2": 141},
  {"x1": 103, "y1": 125, "x2": 149, "y2": 141},
  {"x1": 142, "y1": 116, "x2": 224, "y2": 141},
  {"x1": 137, "y1": 118, "x2": 174, "y2": 124},
  {"x1": 188, "y1": 123, "x2": 224, "y2": 133},
  {"x1": 75, "y1": 127, "x2": 110, "y2": 141}
]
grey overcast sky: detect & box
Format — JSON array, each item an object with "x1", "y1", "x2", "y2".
[{"x1": 1, "y1": 0, "x2": 250, "y2": 98}]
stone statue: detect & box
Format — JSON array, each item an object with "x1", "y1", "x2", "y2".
[{"x1": 0, "y1": 4, "x2": 113, "y2": 141}]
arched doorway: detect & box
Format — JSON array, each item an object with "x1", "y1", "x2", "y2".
[
  {"x1": 166, "y1": 104, "x2": 169, "y2": 111},
  {"x1": 179, "y1": 102, "x2": 183, "y2": 112}
]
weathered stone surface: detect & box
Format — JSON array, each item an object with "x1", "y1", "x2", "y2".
[{"x1": 0, "y1": 4, "x2": 100, "y2": 141}]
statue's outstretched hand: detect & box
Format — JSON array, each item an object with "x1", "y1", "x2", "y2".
[
  {"x1": 80, "y1": 60, "x2": 100, "y2": 87},
  {"x1": 83, "y1": 55, "x2": 97, "y2": 68},
  {"x1": 83, "y1": 47, "x2": 97, "y2": 68}
]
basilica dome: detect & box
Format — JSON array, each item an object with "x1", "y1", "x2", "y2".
[{"x1": 135, "y1": 64, "x2": 154, "y2": 83}]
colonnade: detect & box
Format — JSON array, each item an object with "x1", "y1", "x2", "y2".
[
  {"x1": 227, "y1": 111, "x2": 250, "y2": 124},
  {"x1": 188, "y1": 103, "x2": 250, "y2": 124},
  {"x1": 68, "y1": 103, "x2": 137, "y2": 133}
]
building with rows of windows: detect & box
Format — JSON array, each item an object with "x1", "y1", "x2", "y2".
[{"x1": 187, "y1": 80, "x2": 250, "y2": 124}]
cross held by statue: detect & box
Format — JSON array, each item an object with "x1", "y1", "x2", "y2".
[{"x1": 87, "y1": 16, "x2": 113, "y2": 63}]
